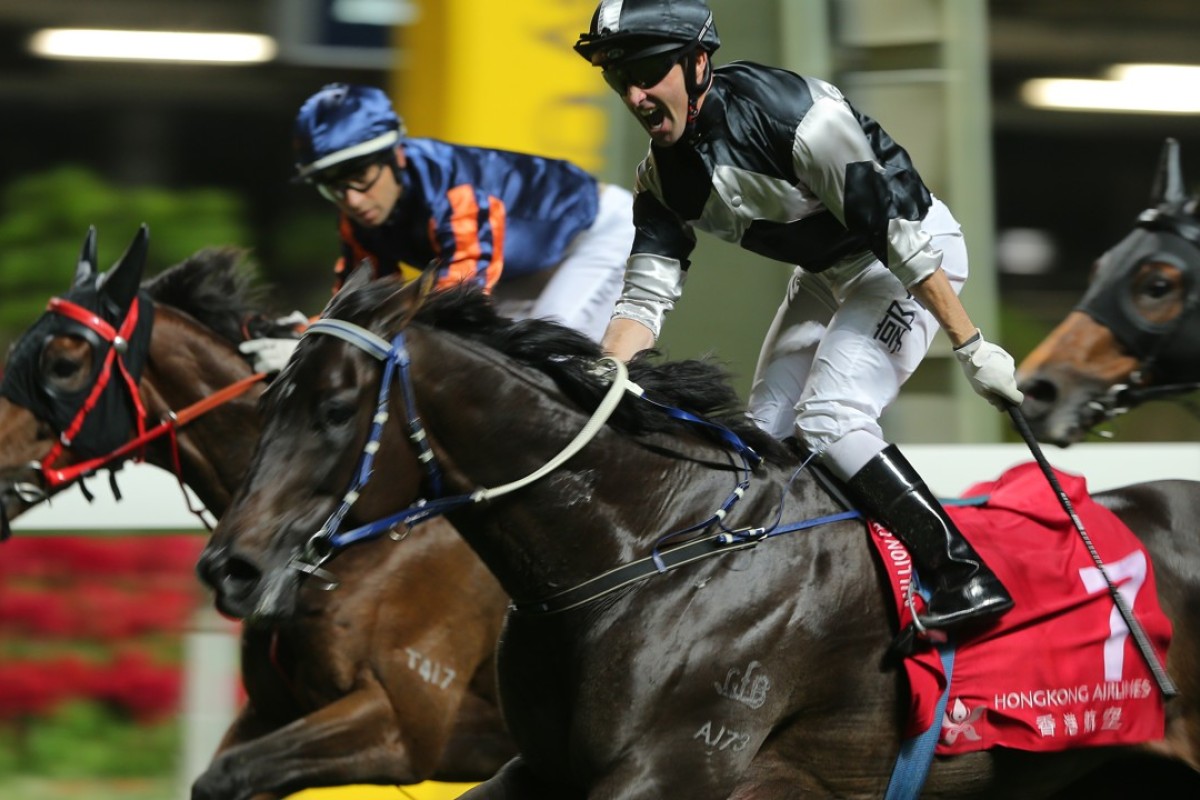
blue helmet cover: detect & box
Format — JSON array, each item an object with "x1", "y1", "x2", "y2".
[{"x1": 293, "y1": 83, "x2": 404, "y2": 180}]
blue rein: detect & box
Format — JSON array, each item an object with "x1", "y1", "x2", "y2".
[{"x1": 296, "y1": 321, "x2": 465, "y2": 569}]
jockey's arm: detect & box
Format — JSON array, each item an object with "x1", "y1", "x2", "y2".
[
  {"x1": 911, "y1": 268, "x2": 1024, "y2": 408},
  {"x1": 601, "y1": 317, "x2": 656, "y2": 362},
  {"x1": 909, "y1": 268, "x2": 977, "y2": 348}
]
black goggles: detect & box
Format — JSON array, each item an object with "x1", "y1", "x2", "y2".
[
  {"x1": 602, "y1": 50, "x2": 686, "y2": 94},
  {"x1": 315, "y1": 161, "x2": 387, "y2": 202}
]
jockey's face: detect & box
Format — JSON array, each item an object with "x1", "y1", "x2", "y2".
[
  {"x1": 607, "y1": 50, "x2": 707, "y2": 147},
  {"x1": 317, "y1": 146, "x2": 405, "y2": 228}
]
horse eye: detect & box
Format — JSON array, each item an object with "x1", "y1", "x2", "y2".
[
  {"x1": 48, "y1": 357, "x2": 80, "y2": 380},
  {"x1": 38, "y1": 336, "x2": 92, "y2": 392},
  {"x1": 317, "y1": 397, "x2": 357, "y2": 429},
  {"x1": 1142, "y1": 276, "x2": 1173, "y2": 299}
]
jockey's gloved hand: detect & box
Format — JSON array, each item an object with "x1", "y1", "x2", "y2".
[
  {"x1": 275, "y1": 310, "x2": 310, "y2": 328},
  {"x1": 953, "y1": 329, "x2": 1024, "y2": 410},
  {"x1": 239, "y1": 337, "x2": 300, "y2": 375}
]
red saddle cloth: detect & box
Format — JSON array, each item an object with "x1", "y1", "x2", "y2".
[{"x1": 867, "y1": 462, "x2": 1172, "y2": 755}]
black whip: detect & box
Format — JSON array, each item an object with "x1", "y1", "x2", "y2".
[{"x1": 1007, "y1": 404, "x2": 1177, "y2": 699}]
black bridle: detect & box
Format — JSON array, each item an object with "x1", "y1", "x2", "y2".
[
  {"x1": 1076, "y1": 216, "x2": 1200, "y2": 422},
  {"x1": 1075, "y1": 140, "x2": 1200, "y2": 422}
]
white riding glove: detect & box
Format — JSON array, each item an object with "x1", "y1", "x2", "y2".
[
  {"x1": 953, "y1": 329, "x2": 1025, "y2": 410},
  {"x1": 273, "y1": 310, "x2": 311, "y2": 329},
  {"x1": 239, "y1": 337, "x2": 300, "y2": 375}
]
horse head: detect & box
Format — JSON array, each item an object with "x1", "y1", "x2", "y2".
[
  {"x1": 0, "y1": 225, "x2": 154, "y2": 532},
  {"x1": 196, "y1": 266, "x2": 778, "y2": 627},
  {"x1": 1017, "y1": 137, "x2": 1200, "y2": 445},
  {"x1": 0, "y1": 226, "x2": 274, "y2": 539},
  {"x1": 197, "y1": 270, "x2": 431, "y2": 623},
  {"x1": 0, "y1": 242, "x2": 520, "y2": 794}
]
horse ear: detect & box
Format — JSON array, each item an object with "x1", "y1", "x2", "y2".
[
  {"x1": 416, "y1": 261, "x2": 438, "y2": 299},
  {"x1": 395, "y1": 261, "x2": 438, "y2": 328},
  {"x1": 1151, "y1": 138, "x2": 1187, "y2": 211},
  {"x1": 342, "y1": 262, "x2": 374, "y2": 294},
  {"x1": 316, "y1": 262, "x2": 372, "y2": 319},
  {"x1": 73, "y1": 226, "x2": 98, "y2": 287},
  {"x1": 97, "y1": 224, "x2": 149, "y2": 311}
]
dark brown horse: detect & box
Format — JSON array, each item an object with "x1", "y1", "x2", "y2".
[
  {"x1": 0, "y1": 228, "x2": 513, "y2": 799},
  {"x1": 1017, "y1": 138, "x2": 1200, "y2": 446},
  {"x1": 198, "y1": 273, "x2": 1200, "y2": 798}
]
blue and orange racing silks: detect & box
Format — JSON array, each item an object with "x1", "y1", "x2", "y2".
[{"x1": 334, "y1": 138, "x2": 600, "y2": 293}]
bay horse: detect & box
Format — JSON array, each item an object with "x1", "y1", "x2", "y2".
[
  {"x1": 0, "y1": 227, "x2": 513, "y2": 799},
  {"x1": 1017, "y1": 138, "x2": 1200, "y2": 446},
  {"x1": 199, "y1": 272, "x2": 1200, "y2": 798}
]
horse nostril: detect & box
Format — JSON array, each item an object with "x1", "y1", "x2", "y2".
[
  {"x1": 1018, "y1": 377, "x2": 1058, "y2": 405},
  {"x1": 196, "y1": 548, "x2": 262, "y2": 596},
  {"x1": 195, "y1": 549, "x2": 225, "y2": 589},
  {"x1": 223, "y1": 556, "x2": 263, "y2": 587}
]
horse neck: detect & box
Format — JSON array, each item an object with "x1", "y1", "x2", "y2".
[
  {"x1": 139, "y1": 305, "x2": 265, "y2": 517},
  {"x1": 406, "y1": 329, "x2": 788, "y2": 603}
]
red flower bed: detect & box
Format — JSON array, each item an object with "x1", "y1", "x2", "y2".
[
  {"x1": 91, "y1": 649, "x2": 185, "y2": 723},
  {"x1": 0, "y1": 535, "x2": 203, "y2": 580},
  {"x1": 0, "y1": 583, "x2": 196, "y2": 638},
  {"x1": 0, "y1": 655, "x2": 86, "y2": 716},
  {"x1": 0, "y1": 534, "x2": 206, "y2": 723}
]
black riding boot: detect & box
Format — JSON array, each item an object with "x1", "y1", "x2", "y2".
[{"x1": 846, "y1": 445, "x2": 1013, "y2": 632}]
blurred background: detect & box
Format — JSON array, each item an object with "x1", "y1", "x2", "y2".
[
  {"x1": 2, "y1": 1, "x2": 1200, "y2": 798},
  {"x1": 2, "y1": 0, "x2": 1199, "y2": 441}
]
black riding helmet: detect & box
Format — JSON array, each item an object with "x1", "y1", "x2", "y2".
[{"x1": 575, "y1": 0, "x2": 720, "y2": 133}]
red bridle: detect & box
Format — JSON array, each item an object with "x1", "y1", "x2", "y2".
[
  {"x1": 40, "y1": 296, "x2": 149, "y2": 486},
  {"x1": 33, "y1": 296, "x2": 266, "y2": 528}
]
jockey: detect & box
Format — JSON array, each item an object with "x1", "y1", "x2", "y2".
[
  {"x1": 240, "y1": 83, "x2": 633, "y2": 372},
  {"x1": 575, "y1": 0, "x2": 1023, "y2": 635}
]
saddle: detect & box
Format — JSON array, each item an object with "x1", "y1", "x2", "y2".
[{"x1": 869, "y1": 462, "x2": 1171, "y2": 756}]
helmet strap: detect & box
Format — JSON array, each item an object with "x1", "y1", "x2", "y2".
[
  {"x1": 682, "y1": 48, "x2": 714, "y2": 134},
  {"x1": 384, "y1": 147, "x2": 403, "y2": 182}
]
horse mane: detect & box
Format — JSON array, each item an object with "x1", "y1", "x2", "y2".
[
  {"x1": 325, "y1": 280, "x2": 791, "y2": 465},
  {"x1": 142, "y1": 247, "x2": 271, "y2": 345}
]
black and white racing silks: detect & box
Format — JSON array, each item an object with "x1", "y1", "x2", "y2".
[{"x1": 617, "y1": 61, "x2": 944, "y2": 337}]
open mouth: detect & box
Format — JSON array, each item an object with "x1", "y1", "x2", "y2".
[{"x1": 639, "y1": 106, "x2": 666, "y2": 132}]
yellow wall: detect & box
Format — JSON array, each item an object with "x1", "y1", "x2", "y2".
[{"x1": 396, "y1": 0, "x2": 608, "y2": 172}]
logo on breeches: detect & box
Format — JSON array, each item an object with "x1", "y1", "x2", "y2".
[{"x1": 875, "y1": 297, "x2": 916, "y2": 353}]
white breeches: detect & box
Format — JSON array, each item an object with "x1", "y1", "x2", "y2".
[
  {"x1": 747, "y1": 197, "x2": 967, "y2": 478},
  {"x1": 492, "y1": 184, "x2": 633, "y2": 343}
]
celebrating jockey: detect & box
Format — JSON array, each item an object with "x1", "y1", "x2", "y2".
[{"x1": 575, "y1": 0, "x2": 1024, "y2": 635}]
